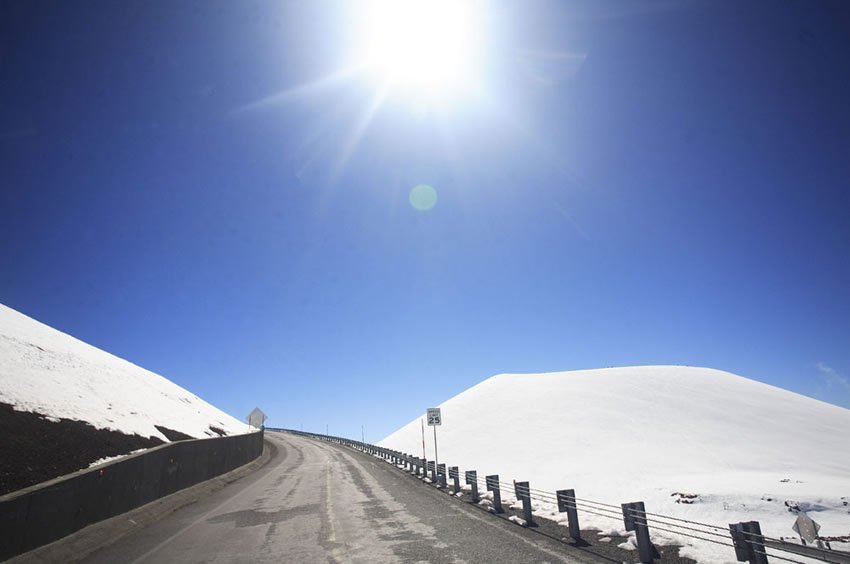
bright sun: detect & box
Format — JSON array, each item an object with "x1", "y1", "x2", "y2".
[{"x1": 361, "y1": 0, "x2": 481, "y2": 98}]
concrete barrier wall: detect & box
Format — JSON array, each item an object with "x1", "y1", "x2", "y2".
[{"x1": 0, "y1": 429, "x2": 264, "y2": 561}]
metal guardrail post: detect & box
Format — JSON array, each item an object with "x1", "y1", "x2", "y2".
[
  {"x1": 730, "y1": 521, "x2": 769, "y2": 564},
  {"x1": 514, "y1": 481, "x2": 535, "y2": 526},
  {"x1": 486, "y1": 474, "x2": 504, "y2": 513},
  {"x1": 622, "y1": 501, "x2": 657, "y2": 563},
  {"x1": 466, "y1": 470, "x2": 479, "y2": 503},
  {"x1": 437, "y1": 463, "x2": 447, "y2": 488},
  {"x1": 556, "y1": 489, "x2": 581, "y2": 542},
  {"x1": 448, "y1": 466, "x2": 460, "y2": 494}
]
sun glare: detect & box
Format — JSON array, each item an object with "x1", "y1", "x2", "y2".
[{"x1": 362, "y1": 0, "x2": 481, "y2": 98}]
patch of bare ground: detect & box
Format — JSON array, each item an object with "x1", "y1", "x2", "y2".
[{"x1": 0, "y1": 402, "x2": 165, "y2": 496}]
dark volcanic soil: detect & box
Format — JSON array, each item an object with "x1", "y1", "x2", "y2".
[
  {"x1": 0, "y1": 402, "x2": 165, "y2": 496},
  {"x1": 154, "y1": 425, "x2": 195, "y2": 442}
]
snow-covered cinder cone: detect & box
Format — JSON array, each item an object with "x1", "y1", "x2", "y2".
[
  {"x1": 0, "y1": 303, "x2": 247, "y2": 441},
  {"x1": 379, "y1": 366, "x2": 850, "y2": 562}
]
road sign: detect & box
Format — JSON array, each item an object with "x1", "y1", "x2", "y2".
[
  {"x1": 246, "y1": 407, "x2": 267, "y2": 429},
  {"x1": 792, "y1": 513, "x2": 820, "y2": 544},
  {"x1": 426, "y1": 408, "x2": 442, "y2": 478}
]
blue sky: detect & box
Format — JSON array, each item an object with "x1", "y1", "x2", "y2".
[{"x1": 2, "y1": 1, "x2": 849, "y2": 440}]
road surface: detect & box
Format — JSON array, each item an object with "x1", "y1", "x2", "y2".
[{"x1": 83, "y1": 432, "x2": 616, "y2": 563}]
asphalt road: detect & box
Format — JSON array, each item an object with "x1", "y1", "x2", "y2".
[{"x1": 83, "y1": 432, "x2": 616, "y2": 563}]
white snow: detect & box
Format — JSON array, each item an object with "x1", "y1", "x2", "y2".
[
  {"x1": 508, "y1": 515, "x2": 527, "y2": 527},
  {"x1": 379, "y1": 366, "x2": 850, "y2": 562},
  {"x1": 0, "y1": 303, "x2": 249, "y2": 442},
  {"x1": 87, "y1": 448, "x2": 147, "y2": 468}
]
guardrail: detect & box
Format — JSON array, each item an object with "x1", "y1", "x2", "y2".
[
  {"x1": 0, "y1": 429, "x2": 265, "y2": 561},
  {"x1": 269, "y1": 428, "x2": 850, "y2": 564}
]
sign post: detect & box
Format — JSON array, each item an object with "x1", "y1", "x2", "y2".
[
  {"x1": 426, "y1": 408, "x2": 441, "y2": 481},
  {"x1": 421, "y1": 418, "x2": 426, "y2": 462}
]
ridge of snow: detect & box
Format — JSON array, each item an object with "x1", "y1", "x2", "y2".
[
  {"x1": 0, "y1": 303, "x2": 248, "y2": 442},
  {"x1": 379, "y1": 366, "x2": 850, "y2": 562}
]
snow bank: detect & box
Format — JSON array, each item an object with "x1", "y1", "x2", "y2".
[
  {"x1": 379, "y1": 366, "x2": 850, "y2": 562},
  {"x1": 0, "y1": 303, "x2": 247, "y2": 442}
]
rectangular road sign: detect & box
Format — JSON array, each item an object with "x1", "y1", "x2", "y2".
[{"x1": 426, "y1": 408, "x2": 442, "y2": 426}]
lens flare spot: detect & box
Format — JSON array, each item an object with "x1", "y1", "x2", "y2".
[{"x1": 409, "y1": 184, "x2": 438, "y2": 211}]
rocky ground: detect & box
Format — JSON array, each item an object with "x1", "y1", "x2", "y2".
[{"x1": 0, "y1": 402, "x2": 171, "y2": 496}]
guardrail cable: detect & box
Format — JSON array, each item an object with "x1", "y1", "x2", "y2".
[
  {"x1": 527, "y1": 487, "x2": 622, "y2": 510},
  {"x1": 641, "y1": 516, "x2": 732, "y2": 540},
  {"x1": 529, "y1": 492, "x2": 624, "y2": 519},
  {"x1": 573, "y1": 503, "x2": 629, "y2": 520},
  {"x1": 623, "y1": 507, "x2": 729, "y2": 532},
  {"x1": 644, "y1": 522, "x2": 735, "y2": 548}
]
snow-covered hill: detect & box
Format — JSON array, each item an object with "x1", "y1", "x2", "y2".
[
  {"x1": 0, "y1": 303, "x2": 246, "y2": 442},
  {"x1": 379, "y1": 366, "x2": 850, "y2": 562}
]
